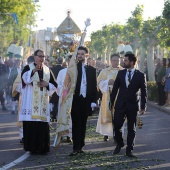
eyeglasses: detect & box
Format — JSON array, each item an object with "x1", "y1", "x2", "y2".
[
  {"x1": 111, "y1": 60, "x2": 119, "y2": 62},
  {"x1": 37, "y1": 55, "x2": 45, "y2": 58}
]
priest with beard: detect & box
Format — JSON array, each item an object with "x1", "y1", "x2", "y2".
[{"x1": 19, "y1": 49, "x2": 57, "y2": 155}]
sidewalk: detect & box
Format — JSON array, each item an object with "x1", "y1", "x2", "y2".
[{"x1": 147, "y1": 100, "x2": 170, "y2": 115}]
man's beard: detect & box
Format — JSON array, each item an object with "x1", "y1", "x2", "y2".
[
  {"x1": 124, "y1": 63, "x2": 130, "y2": 68},
  {"x1": 78, "y1": 58, "x2": 85, "y2": 62}
]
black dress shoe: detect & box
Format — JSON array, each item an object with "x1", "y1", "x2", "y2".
[
  {"x1": 113, "y1": 136, "x2": 117, "y2": 143},
  {"x1": 103, "y1": 135, "x2": 108, "y2": 141},
  {"x1": 20, "y1": 138, "x2": 24, "y2": 144},
  {"x1": 113, "y1": 144, "x2": 124, "y2": 154},
  {"x1": 69, "y1": 150, "x2": 79, "y2": 156},
  {"x1": 66, "y1": 136, "x2": 72, "y2": 143},
  {"x1": 126, "y1": 151, "x2": 136, "y2": 158}
]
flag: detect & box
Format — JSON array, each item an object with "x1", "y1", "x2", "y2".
[
  {"x1": 53, "y1": 32, "x2": 87, "y2": 147},
  {"x1": 10, "y1": 13, "x2": 19, "y2": 24},
  {"x1": 2, "y1": 13, "x2": 19, "y2": 24},
  {"x1": 53, "y1": 43, "x2": 78, "y2": 147}
]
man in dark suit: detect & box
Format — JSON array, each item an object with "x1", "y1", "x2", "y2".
[
  {"x1": 0, "y1": 61, "x2": 8, "y2": 111},
  {"x1": 69, "y1": 46, "x2": 97, "y2": 156},
  {"x1": 50, "y1": 57, "x2": 64, "y2": 121},
  {"x1": 9, "y1": 59, "x2": 21, "y2": 114},
  {"x1": 6, "y1": 58, "x2": 17, "y2": 106},
  {"x1": 110, "y1": 53, "x2": 147, "y2": 157}
]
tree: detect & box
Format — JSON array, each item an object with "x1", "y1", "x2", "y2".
[
  {"x1": 89, "y1": 23, "x2": 124, "y2": 62},
  {"x1": 123, "y1": 5, "x2": 144, "y2": 55},
  {"x1": 162, "y1": 0, "x2": 170, "y2": 47},
  {"x1": 90, "y1": 30, "x2": 106, "y2": 53},
  {"x1": 0, "y1": 0, "x2": 38, "y2": 56},
  {"x1": 142, "y1": 17, "x2": 162, "y2": 81}
]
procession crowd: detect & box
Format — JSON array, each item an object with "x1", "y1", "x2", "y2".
[{"x1": 0, "y1": 46, "x2": 170, "y2": 159}]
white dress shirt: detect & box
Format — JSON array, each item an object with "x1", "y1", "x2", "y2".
[{"x1": 79, "y1": 63, "x2": 96, "y2": 109}]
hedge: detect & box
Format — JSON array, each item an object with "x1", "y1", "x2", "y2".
[{"x1": 147, "y1": 81, "x2": 158, "y2": 102}]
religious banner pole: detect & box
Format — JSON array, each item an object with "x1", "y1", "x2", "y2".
[{"x1": 53, "y1": 18, "x2": 91, "y2": 147}]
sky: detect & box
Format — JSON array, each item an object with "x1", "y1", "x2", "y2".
[{"x1": 35, "y1": 0, "x2": 165, "y2": 39}]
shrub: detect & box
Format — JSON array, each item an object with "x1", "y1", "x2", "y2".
[{"x1": 147, "y1": 81, "x2": 158, "y2": 102}]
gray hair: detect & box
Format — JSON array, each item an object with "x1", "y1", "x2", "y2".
[{"x1": 56, "y1": 57, "x2": 63, "y2": 64}]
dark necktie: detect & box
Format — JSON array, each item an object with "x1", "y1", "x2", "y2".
[
  {"x1": 38, "y1": 68, "x2": 43, "y2": 91},
  {"x1": 128, "y1": 70, "x2": 131, "y2": 83},
  {"x1": 75, "y1": 62, "x2": 82, "y2": 96}
]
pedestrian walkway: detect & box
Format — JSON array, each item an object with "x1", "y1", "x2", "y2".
[{"x1": 148, "y1": 101, "x2": 170, "y2": 115}]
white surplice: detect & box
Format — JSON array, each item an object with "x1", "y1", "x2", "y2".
[{"x1": 19, "y1": 70, "x2": 56, "y2": 122}]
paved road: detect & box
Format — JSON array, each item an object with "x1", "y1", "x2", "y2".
[{"x1": 0, "y1": 105, "x2": 170, "y2": 170}]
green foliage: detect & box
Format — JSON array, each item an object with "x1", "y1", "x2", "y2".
[
  {"x1": 142, "y1": 17, "x2": 163, "y2": 47},
  {"x1": 89, "y1": 23, "x2": 124, "y2": 55},
  {"x1": 90, "y1": 30, "x2": 107, "y2": 54},
  {"x1": 147, "y1": 81, "x2": 158, "y2": 102},
  {"x1": 162, "y1": 0, "x2": 170, "y2": 47},
  {"x1": 123, "y1": 5, "x2": 143, "y2": 48},
  {"x1": 0, "y1": 0, "x2": 38, "y2": 55},
  {"x1": 163, "y1": 0, "x2": 170, "y2": 25},
  {"x1": 90, "y1": 3, "x2": 170, "y2": 56}
]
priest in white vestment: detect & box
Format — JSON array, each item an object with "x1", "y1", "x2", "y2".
[
  {"x1": 19, "y1": 49, "x2": 57, "y2": 154},
  {"x1": 96, "y1": 53, "x2": 123, "y2": 141},
  {"x1": 13, "y1": 56, "x2": 35, "y2": 144}
]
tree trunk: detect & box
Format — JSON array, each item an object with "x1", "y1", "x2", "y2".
[
  {"x1": 147, "y1": 46, "x2": 155, "y2": 81},
  {"x1": 133, "y1": 46, "x2": 138, "y2": 56},
  {"x1": 139, "y1": 47, "x2": 146, "y2": 72},
  {"x1": 157, "y1": 45, "x2": 160, "y2": 58},
  {"x1": 106, "y1": 45, "x2": 112, "y2": 65},
  {"x1": 101, "y1": 53, "x2": 106, "y2": 63}
]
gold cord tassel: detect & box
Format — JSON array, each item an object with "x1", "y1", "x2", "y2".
[{"x1": 137, "y1": 116, "x2": 143, "y2": 129}]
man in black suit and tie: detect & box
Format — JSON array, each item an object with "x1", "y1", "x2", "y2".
[
  {"x1": 69, "y1": 46, "x2": 97, "y2": 156},
  {"x1": 50, "y1": 57, "x2": 64, "y2": 121},
  {"x1": 110, "y1": 53, "x2": 147, "y2": 157}
]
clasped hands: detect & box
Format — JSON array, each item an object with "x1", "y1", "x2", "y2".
[
  {"x1": 37, "y1": 80, "x2": 48, "y2": 87},
  {"x1": 33, "y1": 64, "x2": 48, "y2": 87}
]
